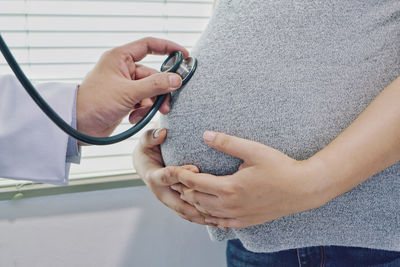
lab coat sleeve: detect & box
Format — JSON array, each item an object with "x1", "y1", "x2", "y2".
[{"x1": 0, "y1": 74, "x2": 80, "y2": 185}]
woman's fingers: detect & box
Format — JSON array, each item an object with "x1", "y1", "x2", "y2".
[
  {"x1": 129, "y1": 106, "x2": 152, "y2": 124},
  {"x1": 180, "y1": 188, "x2": 220, "y2": 216},
  {"x1": 172, "y1": 185, "x2": 221, "y2": 218},
  {"x1": 139, "y1": 128, "x2": 167, "y2": 150},
  {"x1": 132, "y1": 128, "x2": 165, "y2": 177},
  {"x1": 149, "y1": 164, "x2": 199, "y2": 187},
  {"x1": 203, "y1": 131, "x2": 263, "y2": 164},
  {"x1": 170, "y1": 183, "x2": 186, "y2": 194},
  {"x1": 159, "y1": 187, "x2": 209, "y2": 225},
  {"x1": 148, "y1": 167, "x2": 178, "y2": 187},
  {"x1": 204, "y1": 216, "x2": 243, "y2": 230},
  {"x1": 159, "y1": 94, "x2": 171, "y2": 115},
  {"x1": 169, "y1": 167, "x2": 226, "y2": 196}
]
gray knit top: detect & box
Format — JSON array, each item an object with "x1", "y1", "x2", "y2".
[{"x1": 160, "y1": 0, "x2": 400, "y2": 252}]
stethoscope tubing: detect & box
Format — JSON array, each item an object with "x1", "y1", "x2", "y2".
[{"x1": 0, "y1": 34, "x2": 183, "y2": 145}]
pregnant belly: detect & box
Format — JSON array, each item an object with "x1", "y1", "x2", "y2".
[
  {"x1": 160, "y1": 38, "x2": 397, "y2": 175},
  {"x1": 160, "y1": 54, "x2": 369, "y2": 175}
]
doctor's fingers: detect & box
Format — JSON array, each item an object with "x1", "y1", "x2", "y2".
[
  {"x1": 133, "y1": 65, "x2": 175, "y2": 115},
  {"x1": 120, "y1": 37, "x2": 189, "y2": 62},
  {"x1": 129, "y1": 94, "x2": 171, "y2": 124},
  {"x1": 134, "y1": 64, "x2": 158, "y2": 79},
  {"x1": 160, "y1": 188, "x2": 209, "y2": 226},
  {"x1": 129, "y1": 72, "x2": 182, "y2": 102}
]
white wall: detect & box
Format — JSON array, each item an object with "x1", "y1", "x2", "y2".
[{"x1": 0, "y1": 186, "x2": 226, "y2": 267}]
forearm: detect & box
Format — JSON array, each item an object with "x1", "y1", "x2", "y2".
[{"x1": 311, "y1": 77, "x2": 400, "y2": 202}]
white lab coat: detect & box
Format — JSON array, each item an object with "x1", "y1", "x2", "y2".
[{"x1": 0, "y1": 74, "x2": 80, "y2": 185}]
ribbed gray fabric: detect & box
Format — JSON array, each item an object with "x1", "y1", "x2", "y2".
[{"x1": 160, "y1": 0, "x2": 400, "y2": 253}]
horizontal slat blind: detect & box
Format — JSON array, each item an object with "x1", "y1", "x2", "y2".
[{"x1": 0, "y1": 0, "x2": 212, "y2": 185}]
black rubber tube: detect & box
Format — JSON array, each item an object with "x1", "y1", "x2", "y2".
[{"x1": 0, "y1": 34, "x2": 182, "y2": 145}]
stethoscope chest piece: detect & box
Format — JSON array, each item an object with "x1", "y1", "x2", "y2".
[{"x1": 161, "y1": 51, "x2": 198, "y2": 86}]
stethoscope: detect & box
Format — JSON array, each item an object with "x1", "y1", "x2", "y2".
[{"x1": 0, "y1": 34, "x2": 197, "y2": 145}]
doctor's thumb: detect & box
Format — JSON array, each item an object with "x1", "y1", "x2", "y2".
[{"x1": 130, "y1": 72, "x2": 182, "y2": 102}]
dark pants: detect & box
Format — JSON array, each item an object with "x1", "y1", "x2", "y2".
[{"x1": 226, "y1": 239, "x2": 400, "y2": 267}]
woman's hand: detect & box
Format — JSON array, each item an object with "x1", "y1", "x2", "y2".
[
  {"x1": 133, "y1": 128, "x2": 214, "y2": 226},
  {"x1": 168, "y1": 131, "x2": 328, "y2": 230},
  {"x1": 167, "y1": 77, "x2": 400, "y2": 230}
]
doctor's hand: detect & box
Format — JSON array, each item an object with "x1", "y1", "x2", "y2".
[
  {"x1": 76, "y1": 38, "x2": 188, "y2": 141},
  {"x1": 133, "y1": 128, "x2": 214, "y2": 226},
  {"x1": 168, "y1": 131, "x2": 329, "y2": 229}
]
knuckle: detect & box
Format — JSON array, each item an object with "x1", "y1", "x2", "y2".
[
  {"x1": 165, "y1": 166, "x2": 176, "y2": 178},
  {"x1": 160, "y1": 173, "x2": 169, "y2": 185},
  {"x1": 231, "y1": 183, "x2": 244, "y2": 196},
  {"x1": 141, "y1": 36, "x2": 153, "y2": 43},
  {"x1": 108, "y1": 47, "x2": 122, "y2": 57},
  {"x1": 219, "y1": 183, "x2": 235, "y2": 197},
  {"x1": 143, "y1": 173, "x2": 155, "y2": 187},
  {"x1": 151, "y1": 77, "x2": 163, "y2": 89},
  {"x1": 215, "y1": 133, "x2": 230, "y2": 149},
  {"x1": 191, "y1": 195, "x2": 200, "y2": 206},
  {"x1": 185, "y1": 179, "x2": 196, "y2": 190},
  {"x1": 220, "y1": 181, "x2": 243, "y2": 198}
]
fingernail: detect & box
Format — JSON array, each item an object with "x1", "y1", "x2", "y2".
[
  {"x1": 203, "y1": 131, "x2": 216, "y2": 142},
  {"x1": 180, "y1": 194, "x2": 186, "y2": 201},
  {"x1": 152, "y1": 128, "x2": 162, "y2": 139},
  {"x1": 170, "y1": 185, "x2": 178, "y2": 191},
  {"x1": 169, "y1": 74, "x2": 182, "y2": 89}
]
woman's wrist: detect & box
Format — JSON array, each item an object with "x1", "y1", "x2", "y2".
[{"x1": 302, "y1": 155, "x2": 338, "y2": 208}]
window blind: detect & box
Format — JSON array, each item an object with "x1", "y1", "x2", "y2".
[{"x1": 0, "y1": 0, "x2": 213, "y2": 185}]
